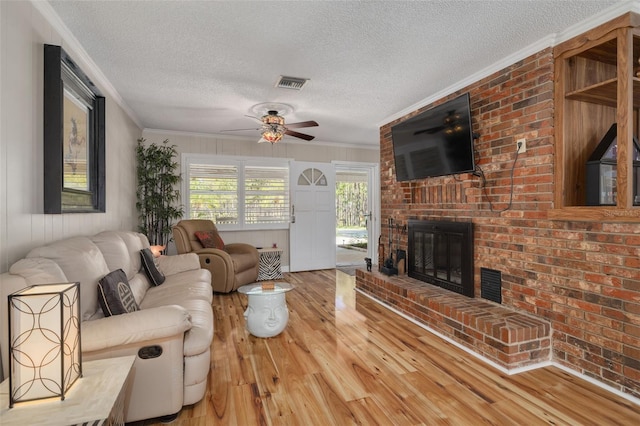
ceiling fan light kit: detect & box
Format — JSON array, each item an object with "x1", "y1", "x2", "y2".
[
  {"x1": 229, "y1": 105, "x2": 319, "y2": 144},
  {"x1": 260, "y1": 110, "x2": 286, "y2": 143}
]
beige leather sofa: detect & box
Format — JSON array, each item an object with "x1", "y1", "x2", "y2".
[
  {"x1": 173, "y1": 219, "x2": 259, "y2": 293},
  {"x1": 0, "y1": 231, "x2": 213, "y2": 423}
]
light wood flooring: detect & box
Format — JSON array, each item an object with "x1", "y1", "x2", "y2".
[{"x1": 134, "y1": 270, "x2": 640, "y2": 425}]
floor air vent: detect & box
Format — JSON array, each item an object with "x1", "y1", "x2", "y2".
[
  {"x1": 481, "y1": 267, "x2": 502, "y2": 304},
  {"x1": 275, "y1": 76, "x2": 308, "y2": 90}
]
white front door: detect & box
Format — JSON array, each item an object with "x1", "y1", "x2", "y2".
[{"x1": 289, "y1": 162, "x2": 336, "y2": 272}]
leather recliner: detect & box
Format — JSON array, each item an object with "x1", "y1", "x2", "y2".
[{"x1": 172, "y1": 219, "x2": 259, "y2": 293}]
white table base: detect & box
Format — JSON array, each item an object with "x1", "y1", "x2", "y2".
[
  {"x1": 238, "y1": 282, "x2": 294, "y2": 338},
  {"x1": 244, "y1": 292, "x2": 289, "y2": 337}
]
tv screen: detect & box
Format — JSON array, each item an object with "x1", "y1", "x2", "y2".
[{"x1": 391, "y1": 93, "x2": 475, "y2": 181}]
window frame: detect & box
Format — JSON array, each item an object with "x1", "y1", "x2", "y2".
[{"x1": 182, "y1": 154, "x2": 291, "y2": 231}]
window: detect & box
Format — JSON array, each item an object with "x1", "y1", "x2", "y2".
[
  {"x1": 189, "y1": 163, "x2": 238, "y2": 224},
  {"x1": 245, "y1": 166, "x2": 290, "y2": 224},
  {"x1": 184, "y1": 155, "x2": 290, "y2": 230}
]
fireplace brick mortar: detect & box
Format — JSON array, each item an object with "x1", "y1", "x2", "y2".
[{"x1": 356, "y1": 269, "x2": 552, "y2": 370}]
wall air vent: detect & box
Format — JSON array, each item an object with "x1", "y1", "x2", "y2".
[
  {"x1": 275, "y1": 76, "x2": 309, "y2": 90},
  {"x1": 481, "y1": 267, "x2": 502, "y2": 304}
]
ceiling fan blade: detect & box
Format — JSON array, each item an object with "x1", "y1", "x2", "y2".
[
  {"x1": 285, "y1": 129, "x2": 315, "y2": 141},
  {"x1": 286, "y1": 120, "x2": 319, "y2": 129}
]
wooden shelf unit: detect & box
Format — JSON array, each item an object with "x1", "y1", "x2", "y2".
[{"x1": 552, "y1": 12, "x2": 640, "y2": 221}]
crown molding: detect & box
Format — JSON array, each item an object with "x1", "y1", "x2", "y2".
[
  {"x1": 381, "y1": 0, "x2": 640, "y2": 127},
  {"x1": 31, "y1": 0, "x2": 143, "y2": 129},
  {"x1": 143, "y1": 128, "x2": 379, "y2": 151},
  {"x1": 554, "y1": 0, "x2": 640, "y2": 44}
]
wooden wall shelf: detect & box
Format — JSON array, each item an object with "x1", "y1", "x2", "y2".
[
  {"x1": 553, "y1": 12, "x2": 640, "y2": 221},
  {"x1": 565, "y1": 78, "x2": 618, "y2": 107},
  {"x1": 565, "y1": 78, "x2": 640, "y2": 108}
]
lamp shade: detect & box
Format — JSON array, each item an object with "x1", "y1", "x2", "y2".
[{"x1": 8, "y1": 282, "x2": 82, "y2": 407}]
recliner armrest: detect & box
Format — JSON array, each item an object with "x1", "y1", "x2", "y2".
[
  {"x1": 191, "y1": 248, "x2": 234, "y2": 292},
  {"x1": 82, "y1": 305, "x2": 192, "y2": 352},
  {"x1": 224, "y1": 243, "x2": 259, "y2": 258}
]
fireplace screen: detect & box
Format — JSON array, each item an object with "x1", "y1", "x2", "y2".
[{"x1": 408, "y1": 220, "x2": 473, "y2": 297}]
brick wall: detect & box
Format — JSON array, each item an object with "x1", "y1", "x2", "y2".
[{"x1": 380, "y1": 47, "x2": 640, "y2": 399}]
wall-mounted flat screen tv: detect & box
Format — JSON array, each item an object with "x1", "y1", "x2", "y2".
[{"x1": 391, "y1": 93, "x2": 475, "y2": 181}]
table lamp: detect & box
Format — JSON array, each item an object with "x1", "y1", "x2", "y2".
[{"x1": 8, "y1": 282, "x2": 82, "y2": 407}]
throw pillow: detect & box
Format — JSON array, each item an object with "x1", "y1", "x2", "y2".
[
  {"x1": 194, "y1": 230, "x2": 225, "y2": 250},
  {"x1": 140, "y1": 248, "x2": 166, "y2": 286},
  {"x1": 98, "y1": 269, "x2": 139, "y2": 317}
]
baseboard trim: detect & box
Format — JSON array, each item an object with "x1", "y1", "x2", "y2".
[{"x1": 552, "y1": 362, "x2": 640, "y2": 407}]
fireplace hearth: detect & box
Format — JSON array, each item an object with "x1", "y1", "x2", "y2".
[{"x1": 408, "y1": 219, "x2": 474, "y2": 297}]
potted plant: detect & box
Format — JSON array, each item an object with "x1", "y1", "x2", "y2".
[{"x1": 136, "y1": 138, "x2": 183, "y2": 246}]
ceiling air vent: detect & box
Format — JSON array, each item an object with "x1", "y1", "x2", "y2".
[{"x1": 275, "y1": 76, "x2": 308, "y2": 91}]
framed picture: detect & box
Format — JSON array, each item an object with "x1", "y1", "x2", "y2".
[{"x1": 44, "y1": 44, "x2": 105, "y2": 213}]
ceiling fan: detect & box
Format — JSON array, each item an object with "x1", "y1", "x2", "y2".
[{"x1": 222, "y1": 110, "x2": 318, "y2": 143}]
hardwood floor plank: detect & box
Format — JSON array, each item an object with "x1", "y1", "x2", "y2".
[
  {"x1": 306, "y1": 336, "x2": 372, "y2": 401},
  {"x1": 273, "y1": 373, "x2": 329, "y2": 425},
  {"x1": 131, "y1": 270, "x2": 640, "y2": 426},
  {"x1": 346, "y1": 396, "x2": 398, "y2": 426}
]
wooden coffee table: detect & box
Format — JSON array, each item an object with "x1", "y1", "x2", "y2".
[{"x1": 237, "y1": 281, "x2": 294, "y2": 337}]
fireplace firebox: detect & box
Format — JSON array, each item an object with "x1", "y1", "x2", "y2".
[{"x1": 408, "y1": 219, "x2": 474, "y2": 297}]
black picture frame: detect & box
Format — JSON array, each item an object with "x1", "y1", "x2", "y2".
[{"x1": 44, "y1": 44, "x2": 105, "y2": 214}]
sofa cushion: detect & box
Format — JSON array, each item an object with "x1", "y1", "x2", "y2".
[
  {"x1": 27, "y1": 237, "x2": 109, "y2": 320},
  {"x1": 194, "y1": 230, "x2": 225, "y2": 250},
  {"x1": 141, "y1": 269, "x2": 213, "y2": 308},
  {"x1": 140, "y1": 248, "x2": 165, "y2": 286},
  {"x1": 127, "y1": 273, "x2": 150, "y2": 306},
  {"x1": 137, "y1": 233, "x2": 152, "y2": 248},
  {"x1": 9, "y1": 258, "x2": 68, "y2": 284},
  {"x1": 116, "y1": 232, "x2": 146, "y2": 277},
  {"x1": 98, "y1": 269, "x2": 139, "y2": 316},
  {"x1": 157, "y1": 253, "x2": 200, "y2": 276},
  {"x1": 91, "y1": 232, "x2": 135, "y2": 280}
]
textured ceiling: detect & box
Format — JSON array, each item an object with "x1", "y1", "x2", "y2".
[{"x1": 47, "y1": 0, "x2": 629, "y2": 147}]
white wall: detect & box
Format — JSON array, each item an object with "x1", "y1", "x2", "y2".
[
  {"x1": 0, "y1": 2, "x2": 141, "y2": 272},
  {"x1": 142, "y1": 129, "x2": 380, "y2": 267}
]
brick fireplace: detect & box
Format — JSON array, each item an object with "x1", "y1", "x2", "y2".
[{"x1": 372, "y1": 44, "x2": 640, "y2": 399}]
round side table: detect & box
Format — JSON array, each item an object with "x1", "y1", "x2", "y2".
[{"x1": 237, "y1": 282, "x2": 294, "y2": 338}]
